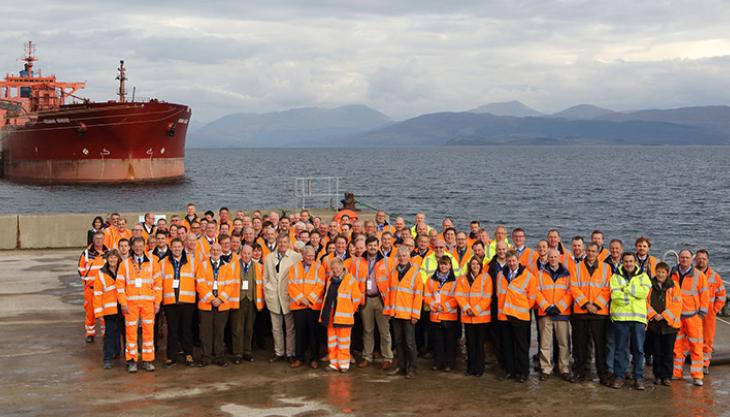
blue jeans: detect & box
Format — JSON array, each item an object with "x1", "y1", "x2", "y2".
[
  {"x1": 612, "y1": 321, "x2": 645, "y2": 380},
  {"x1": 606, "y1": 321, "x2": 614, "y2": 373}
]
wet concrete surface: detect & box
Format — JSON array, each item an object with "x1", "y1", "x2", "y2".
[{"x1": 1, "y1": 249, "x2": 730, "y2": 417}]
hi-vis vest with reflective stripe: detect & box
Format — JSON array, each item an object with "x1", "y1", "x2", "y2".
[
  {"x1": 647, "y1": 282, "x2": 682, "y2": 328},
  {"x1": 497, "y1": 266, "x2": 536, "y2": 321},
  {"x1": 158, "y1": 256, "x2": 197, "y2": 305},
  {"x1": 116, "y1": 256, "x2": 161, "y2": 306},
  {"x1": 344, "y1": 256, "x2": 369, "y2": 295},
  {"x1": 227, "y1": 259, "x2": 264, "y2": 310},
  {"x1": 609, "y1": 266, "x2": 651, "y2": 324},
  {"x1": 78, "y1": 248, "x2": 105, "y2": 287},
  {"x1": 195, "y1": 258, "x2": 234, "y2": 311},
  {"x1": 536, "y1": 265, "x2": 573, "y2": 317},
  {"x1": 450, "y1": 247, "x2": 473, "y2": 277},
  {"x1": 288, "y1": 260, "x2": 325, "y2": 311},
  {"x1": 670, "y1": 266, "x2": 709, "y2": 318},
  {"x1": 93, "y1": 268, "x2": 119, "y2": 317},
  {"x1": 424, "y1": 275, "x2": 459, "y2": 322},
  {"x1": 571, "y1": 260, "x2": 612, "y2": 316},
  {"x1": 705, "y1": 267, "x2": 727, "y2": 314},
  {"x1": 385, "y1": 263, "x2": 424, "y2": 320},
  {"x1": 455, "y1": 272, "x2": 493, "y2": 324},
  {"x1": 318, "y1": 273, "x2": 362, "y2": 326}
]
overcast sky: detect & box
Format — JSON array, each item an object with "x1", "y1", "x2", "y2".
[{"x1": 2, "y1": 1, "x2": 730, "y2": 123}]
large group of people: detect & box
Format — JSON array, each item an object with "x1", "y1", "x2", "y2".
[{"x1": 78, "y1": 204, "x2": 727, "y2": 390}]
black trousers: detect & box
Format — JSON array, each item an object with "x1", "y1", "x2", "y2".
[
  {"x1": 253, "y1": 306, "x2": 271, "y2": 349},
  {"x1": 650, "y1": 331, "x2": 677, "y2": 379},
  {"x1": 102, "y1": 313, "x2": 122, "y2": 362},
  {"x1": 393, "y1": 318, "x2": 417, "y2": 372},
  {"x1": 485, "y1": 322, "x2": 502, "y2": 366},
  {"x1": 164, "y1": 303, "x2": 195, "y2": 361},
  {"x1": 432, "y1": 320, "x2": 458, "y2": 369},
  {"x1": 499, "y1": 318, "x2": 531, "y2": 378},
  {"x1": 199, "y1": 308, "x2": 229, "y2": 362},
  {"x1": 293, "y1": 308, "x2": 321, "y2": 362},
  {"x1": 465, "y1": 323, "x2": 486, "y2": 375},
  {"x1": 571, "y1": 317, "x2": 608, "y2": 379},
  {"x1": 415, "y1": 306, "x2": 431, "y2": 352}
]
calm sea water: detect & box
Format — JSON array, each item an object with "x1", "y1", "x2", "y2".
[{"x1": 1, "y1": 146, "x2": 729, "y2": 274}]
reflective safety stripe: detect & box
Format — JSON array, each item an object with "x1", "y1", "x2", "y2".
[
  {"x1": 394, "y1": 305, "x2": 420, "y2": 315},
  {"x1": 612, "y1": 312, "x2": 647, "y2": 319},
  {"x1": 103, "y1": 302, "x2": 116, "y2": 309},
  {"x1": 503, "y1": 302, "x2": 530, "y2": 313},
  {"x1": 127, "y1": 295, "x2": 155, "y2": 301}
]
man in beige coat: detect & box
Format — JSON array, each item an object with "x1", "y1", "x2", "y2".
[{"x1": 264, "y1": 233, "x2": 302, "y2": 362}]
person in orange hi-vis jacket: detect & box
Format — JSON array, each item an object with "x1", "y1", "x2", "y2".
[
  {"x1": 93, "y1": 249, "x2": 122, "y2": 369},
  {"x1": 116, "y1": 237, "x2": 161, "y2": 373},
  {"x1": 78, "y1": 231, "x2": 107, "y2": 343},
  {"x1": 196, "y1": 243, "x2": 235, "y2": 367},
  {"x1": 424, "y1": 255, "x2": 460, "y2": 372},
  {"x1": 455, "y1": 256, "x2": 493, "y2": 377},
  {"x1": 319, "y1": 257, "x2": 362, "y2": 373},
  {"x1": 385, "y1": 246, "x2": 424, "y2": 379},
  {"x1": 672, "y1": 249, "x2": 709, "y2": 386},
  {"x1": 694, "y1": 249, "x2": 726, "y2": 374},
  {"x1": 288, "y1": 246, "x2": 326, "y2": 369}
]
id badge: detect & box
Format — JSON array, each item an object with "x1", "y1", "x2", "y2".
[
  {"x1": 213, "y1": 280, "x2": 218, "y2": 291},
  {"x1": 135, "y1": 278, "x2": 142, "y2": 288},
  {"x1": 242, "y1": 280, "x2": 249, "y2": 291},
  {"x1": 172, "y1": 279, "x2": 180, "y2": 289},
  {"x1": 366, "y1": 280, "x2": 373, "y2": 291}
]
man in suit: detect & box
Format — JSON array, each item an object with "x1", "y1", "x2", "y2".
[{"x1": 264, "y1": 233, "x2": 302, "y2": 362}]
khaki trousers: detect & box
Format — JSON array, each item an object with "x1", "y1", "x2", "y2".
[
  {"x1": 270, "y1": 311, "x2": 295, "y2": 357},
  {"x1": 538, "y1": 316, "x2": 571, "y2": 374},
  {"x1": 361, "y1": 296, "x2": 393, "y2": 361}
]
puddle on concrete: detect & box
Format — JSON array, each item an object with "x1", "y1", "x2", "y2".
[{"x1": 221, "y1": 396, "x2": 345, "y2": 417}]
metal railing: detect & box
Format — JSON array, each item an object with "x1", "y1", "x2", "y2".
[{"x1": 293, "y1": 176, "x2": 340, "y2": 210}]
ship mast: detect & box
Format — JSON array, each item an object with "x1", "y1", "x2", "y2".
[
  {"x1": 22, "y1": 41, "x2": 38, "y2": 77},
  {"x1": 116, "y1": 60, "x2": 127, "y2": 103}
]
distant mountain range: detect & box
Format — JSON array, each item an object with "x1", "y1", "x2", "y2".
[{"x1": 188, "y1": 101, "x2": 730, "y2": 147}]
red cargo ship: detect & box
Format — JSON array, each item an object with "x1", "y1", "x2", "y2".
[{"x1": 0, "y1": 42, "x2": 191, "y2": 183}]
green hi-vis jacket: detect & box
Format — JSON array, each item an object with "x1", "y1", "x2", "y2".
[{"x1": 609, "y1": 265, "x2": 651, "y2": 324}]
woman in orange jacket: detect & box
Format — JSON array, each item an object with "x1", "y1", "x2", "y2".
[
  {"x1": 93, "y1": 249, "x2": 122, "y2": 369},
  {"x1": 424, "y1": 255, "x2": 459, "y2": 371},
  {"x1": 319, "y1": 257, "x2": 362, "y2": 373},
  {"x1": 455, "y1": 257, "x2": 493, "y2": 376}
]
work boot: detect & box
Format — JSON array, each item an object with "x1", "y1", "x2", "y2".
[
  {"x1": 358, "y1": 359, "x2": 370, "y2": 368},
  {"x1": 290, "y1": 360, "x2": 304, "y2": 369},
  {"x1": 703, "y1": 366, "x2": 710, "y2": 375},
  {"x1": 215, "y1": 359, "x2": 229, "y2": 367},
  {"x1": 242, "y1": 354, "x2": 255, "y2": 362},
  {"x1": 127, "y1": 361, "x2": 138, "y2": 373},
  {"x1": 610, "y1": 379, "x2": 623, "y2": 389},
  {"x1": 634, "y1": 379, "x2": 645, "y2": 391},
  {"x1": 662, "y1": 378, "x2": 672, "y2": 386},
  {"x1": 269, "y1": 355, "x2": 285, "y2": 363},
  {"x1": 163, "y1": 359, "x2": 176, "y2": 369},
  {"x1": 653, "y1": 378, "x2": 661, "y2": 385},
  {"x1": 381, "y1": 360, "x2": 392, "y2": 370},
  {"x1": 340, "y1": 368, "x2": 350, "y2": 374},
  {"x1": 405, "y1": 369, "x2": 416, "y2": 379},
  {"x1": 141, "y1": 361, "x2": 156, "y2": 372},
  {"x1": 325, "y1": 364, "x2": 339, "y2": 372},
  {"x1": 517, "y1": 375, "x2": 527, "y2": 383},
  {"x1": 539, "y1": 373, "x2": 550, "y2": 381},
  {"x1": 561, "y1": 373, "x2": 575, "y2": 383},
  {"x1": 103, "y1": 361, "x2": 113, "y2": 370},
  {"x1": 693, "y1": 378, "x2": 704, "y2": 387},
  {"x1": 85, "y1": 336, "x2": 94, "y2": 344}
]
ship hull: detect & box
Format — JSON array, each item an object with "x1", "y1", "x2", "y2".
[{"x1": 1, "y1": 101, "x2": 191, "y2": 183}]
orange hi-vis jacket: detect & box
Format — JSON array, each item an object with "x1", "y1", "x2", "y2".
[
  {"x1": 93, "y1": 264, "x2": 119, "y2": 317},
  {"x1": 647, "y1": 279, "x2": 683, "y2": 328},
  {"x1": 451, "y1": 246, "x2": 473, "y2": 276},
  {"x1": 571, "y1": 259, "x2": 612, "y2": 316},
  {"x1": 496, "y1": 265, "x2": 537, "y2": 321},
  {"x1": 638, "y1": 255, "x2": 658, "y2": 277},
  {"x1": 597, "y1": 247, "x2": 609, "y2": 262},
  {"x1": 157, "y1": 253, "x2": 197, "y2": 305},
  {"x1": 670, "y1": 266, "x2": 709, "y2": 318},
  {"x1": 140, "y1": 222, "x2": 156, "y2": 242},
  {"x1": 536, "y1": 264, "x2": 573, "y2": 316},
  {"x1": 259, "y1": 238, "x2": 277, "y2": 263},
  {"x1": 564, "y1": 253, "x2": 584, "y2": 274},
  {"x1": 78, "y1": 246, "x2": 106, "y2": 288},
  {"x1": 195, "y1": 257, "x2": 235, "y2": 311},
  {"x1": 385, "y1": 262, "x2": 424, "y2": 320},
  {"x1": 344, "y1": 256, "x2": 369, "y2": 296},
  {"x1": 103, "y1": 227, "x2": 118, "y2": 250},
  {"x1": 455, "y1": 271, "x2": 493, "y2": 324},
  {"x1": 116, "y1": 255, "x2": 162, "y2": 307},
  {"x1": 195, "y1": 236, "x2": 216, "y2": 263},
  {"x1": 705, "y1": 267, "x2": 727, "y2": 315},
  {"x1": 515, "y1": 246, "x2": 538, "y2": 270},
  {"x1": 226, "y1": 258, "x2": 265, "y2": 310},
  {"x1": 373, "y1": 255, "x2": 396, "y2": 302},
  {"x1": 318, "y1": 272, "x2": 363, "y2": 326},
  {"x1": 424, "y1": 272, "x2": 459, "y2": 322},
  {"x1": 288, "y1": 260, "x2": 326, "y2": 311}
]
